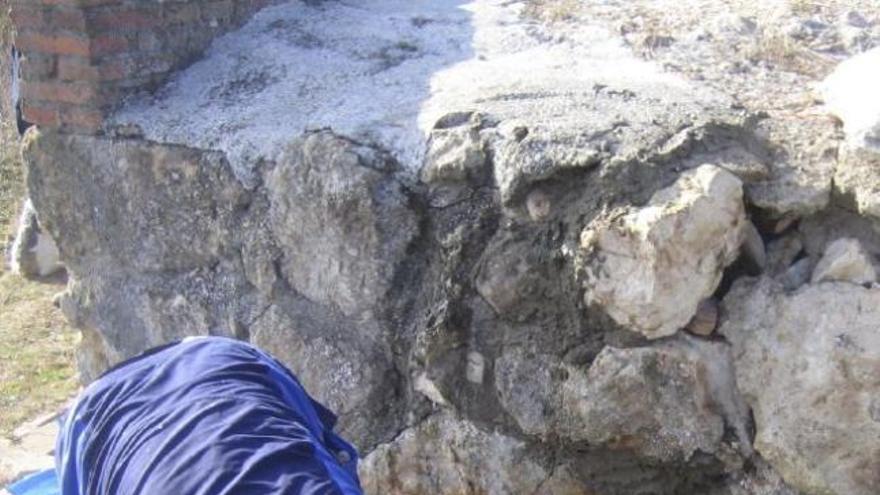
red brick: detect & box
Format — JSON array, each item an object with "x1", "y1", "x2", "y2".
[
  {"x1": 24, "y1": 81, "x2": 98, "y2": 105},
  {"x1": 10, "y1": 6, "x2": 45, "y2": 30},
  {"x1": 21, "y1": 103, "x2": 60, "y2": 127},
  {"x1": 19, "y1": 54, "x2": 58, "y2": 81},
  {"x1": 16, "y1": 32, "x2": 90, "y2": 56},
  {"x1": 89, "y1": 7, "x2": 159, "y2": 30},
  {"x1": 58, "y1": 56, "x2": 129, "y2": 83},
  {"x1": 89, "y1": 35, "x2": 128, "y2": 56},
  {"x1": 96, "y1": 59, "x2": 127, "y2": 81},
  {"x1": 60, "y1": 106, "x2": 104, "y2": 132},
  {"x1": 57, "y1": 56, "x2": 99, "y2": 81},
  {"x1": 34, "y1": 0, "x2": 118, "y2": 7},
  {"x1": 47, "y1": 8, "x2": 87, "y2": 32}
]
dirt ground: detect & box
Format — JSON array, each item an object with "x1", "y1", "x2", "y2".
[{"x1": 0, "y1": 5, "x2": 79, "y2": 482}]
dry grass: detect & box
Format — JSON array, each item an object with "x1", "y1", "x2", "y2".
[
  {"x1": 0, "y1": 3, "x2": 80, "y2": 439},
  {"x1": 522, "y1": 0, "x2": 582, "y2": 23},
  {"x1": 0, "y1": 121, "x2": 79, "y2": 439},
  {"x1": 0, "y1": 120, "x2": 79, "y2": 439},
  {"x1": 0, "y1": 121, "x2": 23, "y2": 247},
  {"x1": 0, "y1": 272, "x2": 79, "y2": 437},
  {"x1": 745, "y1": 25, "x2": 835, "y2": 77}
]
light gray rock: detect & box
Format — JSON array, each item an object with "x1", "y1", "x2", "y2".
[
  {"x1": 494, "y1": 349, "x2": 559, "y2": 437},
  {"x1": 780, "y1": 257, "x2": 813, "y2": 291},
  {"x1": 24, "y1": 129, "x2": 415, "y2": 449},
  {"x1": 421, "y1": 120, "x2": 488, "y2": 185},
  {"x1": 833, "y1": 145, "x2": 880, "y2": 219},
  {"x1": 578, "y1": 164, "x2": 747, "y2": 338},
  {"x1": 799, "y1": 207, "x2": 880, "y2": 261},
  {"x1": 249, "y1": 302, "x2": 400, "y2": 450},
  {"x1": 745, "y1": 120, "x2": 837, "y2": 218},
  {"x1": 359, "y1": 413, "x2": 555, "y2": 495},
  {"x1": 811, "y1": 237, "x2": 877, "y2": 284},
  {"x1": 475, "y1": 235, "x2": 552, "y2": 322},
  {"x1": 765, "y1": 234, "x2": 804, "y2": 276},
  {"x1": 266, "y1": 132, "x2": 419, "y2": 317},
  {"x1": 720, "y1": 278, "x2": 880, "y2": 495},
  {"x1": 23, "y1": 130, "x2": 259, "y2": 378},
  {"x1": 560, "y1": 336, "x2": 751, "y2": 463},
  {"x1": 746, "y1": 125, "x2": 838, "y2": 217},
  {"x1": 8, "y1": 198, "x2": 63, "y2": 279},
  {"x1": 822, "y1": 47, "x2": 880, "y2": 152}
]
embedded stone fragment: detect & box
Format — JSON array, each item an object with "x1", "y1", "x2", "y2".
[
  {"x1": 684, "y1": 299, "x2": 719, "y2": 336},
  {"x1": 720, "y1": 278, "x2": 880, "y2": 495},
  {"x1": 526, "y1": 189, "x2": 552, "y2": 221},
  {"x1": 811, "y1": 237, "x2": 877, "y2": 284},
  {"x1": 421, "y1": 124, "x2": 487, "y2": 184},
  {"x1": 494, "y1": 349, "x2": 559, "y2": 437},
  {"x1": 780, "y1": 258, "x2": 813, "y2": 291},
  {"x1": 579, "y1": 164, "x2": 747, "y2": 338}
]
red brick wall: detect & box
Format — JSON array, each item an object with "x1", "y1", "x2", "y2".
[{"x1": 10, "y1": 0, "x2": 274, "y2": 134}]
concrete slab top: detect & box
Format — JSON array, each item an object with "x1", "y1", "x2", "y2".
[{"x1": 111, "y1": 0, "x2": 729, "y2": 186}]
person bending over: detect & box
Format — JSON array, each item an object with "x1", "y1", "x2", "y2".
[{"x1": 56, "y1": 336, "x2": 363, "y2": 495}]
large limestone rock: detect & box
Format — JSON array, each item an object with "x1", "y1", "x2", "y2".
[
  {"x1": 266, "y1": 132, "x2": 419, "y2": 317},
  {"x1": 578, "y1": 164, "x2": 747, "y2": 338},
  {"x1": 359, "y1": 413, "x2": 567, "y2": 495},
  {"x1": 23, "y1": 129, "x2": 416, "y2": 449},
  {"x1": 811, "y1": 237, "x2": 877, "y2": 284},
  {"x1": 560, "y1": 336, "x2": 751, "y2": 463},
  {"x1": 720, "y1": 278, "x2": 880, "y2": 495}
]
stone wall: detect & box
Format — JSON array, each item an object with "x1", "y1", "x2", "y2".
[
  {"x1": 9, "y1": 0, "x2": 273, "y2": 133},
  {"x1": 12, "y1": 1, "x2": 880, "y2": 493}
]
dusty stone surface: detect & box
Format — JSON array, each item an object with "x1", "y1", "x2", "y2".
[
  {"x1": 720, "y1": 277, "x2": 880, "y2": 495},
  {"x1": 811, "y1": 237, "x2": 877, "y2": 284},
  {"x1": 834, "y1": 145, "x2": 880, "y2": 219},
  {"x1": 577, "y1": 165, "x2": 746, "y2": 339},
  {"x1": 19, "y1": 0, "x2": 880, "y2": 493},
  {"x1": 110, "y1": 0, "x2": 732, "y2": 188}
]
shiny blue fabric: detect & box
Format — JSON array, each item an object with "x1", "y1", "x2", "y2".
[
  {"x1": 56, "y1": 337, "x2": 362, "y2": 495},
  {"x1": 6, "y1": 469, "x2": 59, "y2": 495}
]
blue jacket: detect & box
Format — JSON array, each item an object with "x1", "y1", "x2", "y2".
[{"x1": 56, "y1": 337, "x2": 363, "y2": 495}]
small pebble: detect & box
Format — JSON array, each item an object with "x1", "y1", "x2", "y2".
[
  {"x1": 526, "y1": 189, "x2": 552, "y2": 221},
  {"x1": 685, "y1": 299, "x2": 718, "y2": 336}
]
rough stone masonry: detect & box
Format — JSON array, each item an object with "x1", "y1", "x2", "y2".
[{"x1": 11, "y1": 0, "x2": 880, "y2": 494}]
